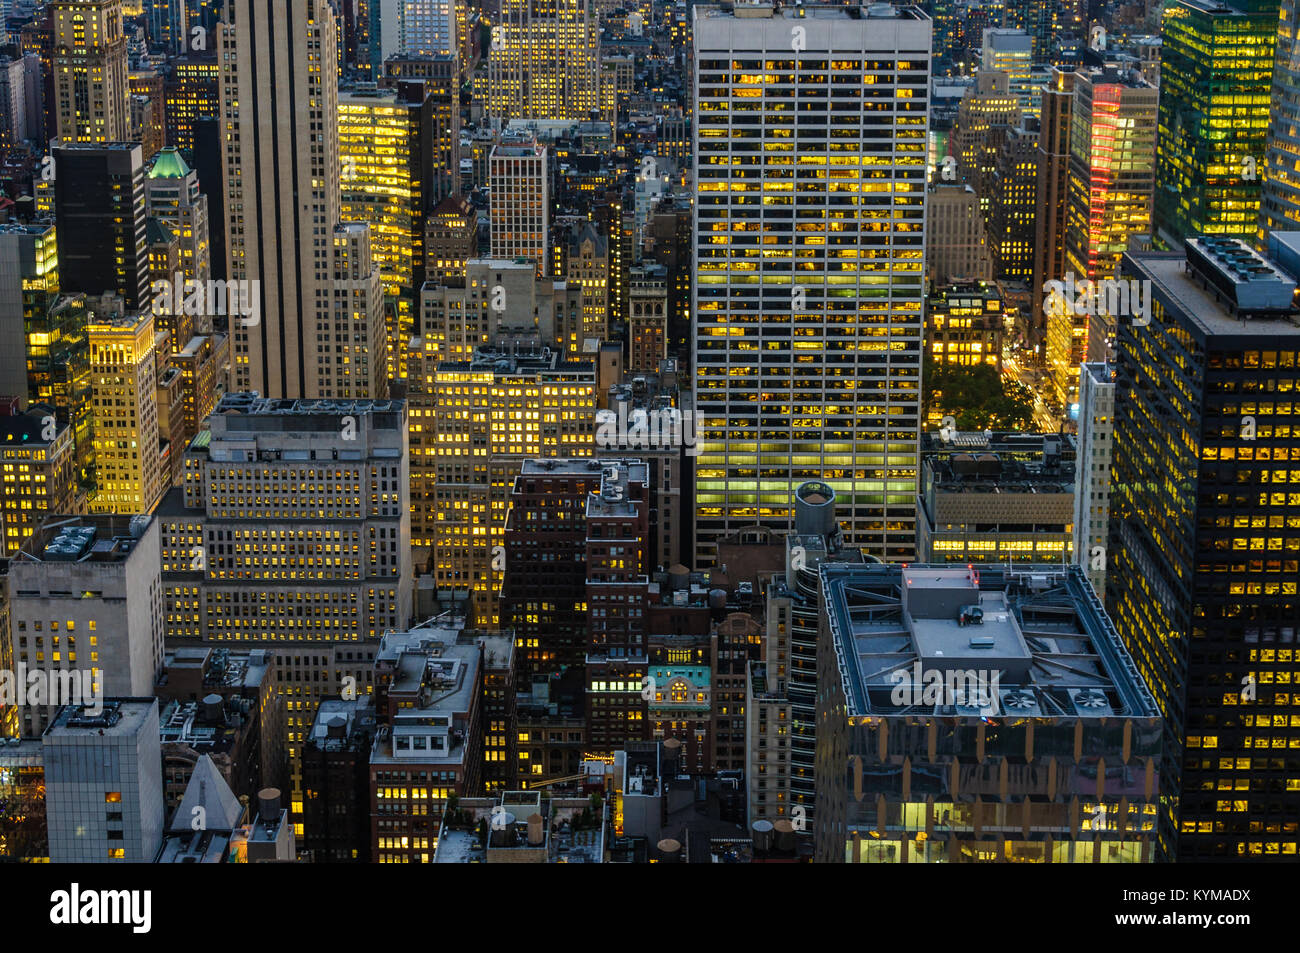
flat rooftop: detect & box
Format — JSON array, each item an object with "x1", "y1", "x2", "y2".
[
  {"x1": 823, "y1": 564, "x2": 1161, "y2": 719},
  {"x1": 16, "y1": 515, "x2": 152, "y2": 564},
  {"x1": 46, "y1": 699, "x2": 157, "y2": 739},
  {"x1": 696, "y1": 2, "x2": 927, "y2": 21},
  {"x1": 1129, "y1": 248, "x2": 1300, "y2": 338},
  {"x1": 213, "y1": 393, "x2": 404, "y2": 418}
]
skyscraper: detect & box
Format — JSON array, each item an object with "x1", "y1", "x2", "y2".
[
  {"x1": 218, "y1": 0, "x2": 383, "y2": 399},
  {"x1": 145, "y1": 0, "x2": 188, "y2": 53},
  {"x1": 925, "y1": 181, "x2": 994, "y2": 284},
  {"x1": 1153, "y1": 0, "x2": 1276, "y2": 248},
  {"x1": 952, "y1": 70, "x2": 1022, "y2": 215},
  {"x1": 399, "y1": 0, "x2": 455, "y2": 55},
  {"x1": 53, "y1": 143, "x2": 150, "y2": 310},
  {"x1": 158, "y1": 393, "x2": 413, "y2": 818},
  {"x1": 988, "y1": 122, "x2": 1038, "y2": 282},
  {"x1": 0, "y1": 402, "x2": 81, "y2": 557},
  {"x1": 162, "y1": 53, "x2": 218, "y2": 155},
  {"x1": 489, "y1": 134, "x2": 549, "y2": 275},
  {"x1": 409, "y1": 346, "x2": 595, "y2": 624},
  {"x1": 1260, "y1": 0, "x2": 1300, "y2": 235},
  {"x1": 1062, "y1": 360, "x2": 1108, "y2": 586},
  {"x1": 815, "y1": 563, "x2": 1162, "y2": 863},
  {"x1": 87, "y1": 311, "x2": 164, "y2": 515},
  {"x1": 487, "y1": 0, "x2": 600, "y2": 121},
  {"x1": 1031, "y1": 67, "x2": 1076, "y2": 357},
  {"x1": 52, "y1": 0, "x2": 130, "y2": 144},
  {"x1": 1050, "y1": 66, "x2": 1157, "y2": 410},
  {"x1": 565, "y1": 222, "x2": 609, "y2": 347},
  {"x1": 328, "y1": 223, "x2": 388, "y2": 397},
  {"x1": 339, "y1": 82, "x2": 435, "y2": 381},
  {"x1": 981, "y1": 28, "x2": 1040, "y2": 119},
  {"x1": 691, "y1": 2, "x2": 930, "y2": 566},
  {"x1": 144, "y1": 147, "x2": 211, "y2": 294},
  {"x1": 1109, "y1": 236, "x2": 1300, "y2": 860},
  {"x1": 424, "y1": 194, "x2": 476, "y2": 284},
  {"x1": 4, "y1": 223, "x2": 97, "y2": 492}
]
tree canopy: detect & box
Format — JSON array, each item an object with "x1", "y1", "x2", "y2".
[{"x1": 923, "y1": 358, "x2": 1035, "y2": 431}]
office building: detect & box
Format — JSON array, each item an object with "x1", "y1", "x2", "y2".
[
  {"x1": 925, "y1": 280, "x2": 1005, "y2": 370},
  {"x1": 415, "y1": 259, "x2": 584, "y2": 368},
  {"x1": 154, "y1": 645, "x2": 286, "y2": 815},
  {"x1": 43, "y1": 698, "x2": 165, "y2": 863},
  {"x1": 326, "y1": 222, "x2": 387, "y2": 399},
  {"x1": 88, "y1": 312, "x2": 164, "y2": 515},
  {"x1": 1153, "y1": 0, "x2": 1276, "y2": 247},
  {"x1": 583, "y1": 461, "x2": 657, "y2": 755},
  {"x1": 0, "y1": 401, "x2": 82, "y2": 557},
  {"x1": 1050, "y1": 66, "x2": 1157, "y2": 410},
  {"x1": 144, "y1": 147, "x2": 210, "y2": 299},
  {"x1": 128, "y1": 71, "x2": 166, "y2": 162},
  {"x1": 169, "y1": 332, "x2": 228, "y2": 440},
  {"x1": 0, "y1": 223, "x2": 58, "y2": 400},
  {"x1": 596, "y1": 372, "x2": 690, "y2": 571},
  {"x1": 9, "y1": 514, "x2": 163, "y2": 739},
  {"x1": 501, "y1": 458, "x2": 608, "y2": 678},
  {"x1": 52, "y1": 0, "x2": 130, "y2": 143},
  {"x1": 489, "y1": 135, "x2": 549, "y2": 276},
  {"x1": 3, "y1": 223, "x2": 97, "y2": 494},
  {"x1": 383, "y1": 52, "x2": 460, "y2": 202},
  {"x1": 926, "y1": 182, "x2": 993, "y2": 285},
  {"x1": 487, "y1": 0, "x2": 600, "y2": 120},
  {"x1": 157, "y1": 393, "x2": 412, "y2": 818},
  {"x1": 339, "y1": 82, "x2": 436, "y2": 382},
  {"x1": 53, "y1": 142, "x2": 150, "y2": 310},
  {"x1": 692, "y1": 2, "x2": 929, "y2": 565},
  {"x1": 565, "y1": 222, "x2": 608, "y2": 346},
  {"x1": 627, "y1": 265, "x2": 667, "y2": 372},
  {"x1": 219, "y1": 0, "x2": 381, "y2": 399},
  {"x1": 1109, "y1": 236, "x2": 1300, "y2": 860},
  {"x1": 398, "y1": 0, "x2": 455, "y2": 55},
  {"x1": 163, "y1": 54, "x2": 218, "y2": 155},
  {"x1": 424, "y1": 194, "x2": 476, "y2": 285},
  {"x1": 917, "y1": 430, "x2": 1075, "y2": 564},
  {"x1": 815, "y1": 563, "x2": 1162, "y2": 863},
  {"x1": 407, "y1": 346, "x2": 595, "y2": 623},
  {"x1": 0, "y1": 57, "x2": 25, "y2": 149},
  {"x1": 988, "y1": 123, "x2": 1038, "y2": 282},
  {"x1": 302, "y1": 697, "x2": 376, "y2": 862},
  {"x1": 1260, "y1": 0, "x2": 1300, "y2": 235},
  {"x1": 1031, "y1": 67, "x2": 1077, "y2": 356},
  {"x1": 753, "y1": 482, "x2": 867, "y2": 823},
  {"x1": 984, "y1": 28, "x2": 1049, "y2": 119},
  {"x1": 145, "y1": 0, "x2": 188, "y2": 53},
  {"x1": 1073, "y1": 361, "x2": 1114, "y2": 597},
  {"x1": 0, "y1": 738, "x2": 45, "y2": 859},
  {"x1": 952, "y1": 70, "x2": 1022, "y2": 212},
  {"x1": 370, "y1": 623, "x2": 483, "y2": 863}
]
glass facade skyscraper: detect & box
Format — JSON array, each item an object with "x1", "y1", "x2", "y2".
[
  {"x1": 1153, "y1": 0, "x2": 1277, "y2": 248},
  {"x1": 1110, "y1": 237, "x2": 1300, "y2": 860}
]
